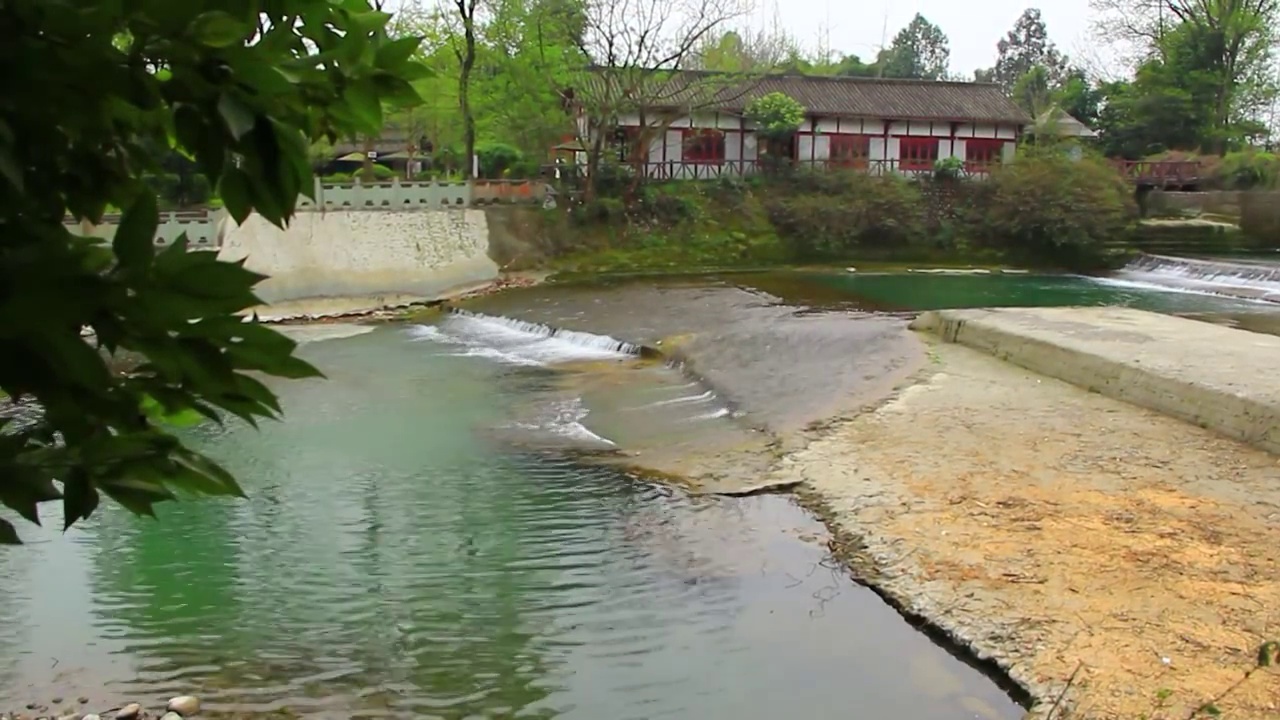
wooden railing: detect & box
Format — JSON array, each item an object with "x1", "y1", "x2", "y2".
[
  {"x1": 550, "y1": 158, "x2": 1001, "y2": 182},
  {"x1": 1114, "y1": 160, "x2": 1202, "y2": 187}
]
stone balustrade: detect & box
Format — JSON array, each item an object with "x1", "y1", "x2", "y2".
[{"x1": 63, "y1": 178, "x2": 551, "y2": 249}]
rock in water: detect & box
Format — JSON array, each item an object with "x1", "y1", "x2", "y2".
[
  {"x1": 160, "y1": 713, "x2": 183, "y2": 720},
  {"x1": 115, "y1": 704, "x2": 141, "y2": 720},
  {"x1": 166, "y1": 696, "x2": 200, "y2": 716},
  {"x1": 83, "y1": 716, "x2": 101, "y2": 720}
]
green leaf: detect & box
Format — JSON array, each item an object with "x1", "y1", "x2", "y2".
[
  {"x1": 219, "y1": 168, "x2": 253, "y2": 223},
  {"x1": 100, "y1": 480, "x2": 175, "y2": 518},
  {"x1": 0, "y1": 519, "x2": 19, "y2": 545},
  {"x1": 113, "y1": 189, "x2": 158, "y2": 270},
  {"x1": 218, "y1": 93, "x2": 257, "y2": 141},
  {"x1": 173, "y1": 451, "x2": 244, "y2": 497},
  {"x1": 345, "y1": 79, "x2": 383, "y2": 136},
  {"x1": 62, "y1": 470, "x2": 99, "y2": 530},
  {"x1": 189, "y1": 11, "x2": 251, "y2": 48},
  {"x1": 375, "y1": 36, "x2": 423, "y2": 70},
  {"x1": 1, "y1": 470, "x2": 63, "y2": 525}
]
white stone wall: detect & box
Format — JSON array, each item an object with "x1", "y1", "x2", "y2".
[{"x1": 218, "y1": 209, "x2": 499, "y2": 318}]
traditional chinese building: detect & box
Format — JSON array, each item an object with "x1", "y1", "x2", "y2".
[{"x1": 571, "y1": 71, "x2": 1035, "y2": 178}]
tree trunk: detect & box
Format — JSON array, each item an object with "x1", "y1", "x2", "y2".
[
  {"x1": 459, "y1": 7, "x2": 478, "y2": 180},
  {"x1": 362, "y1": 135, "x2": 375, "y2": 182}
]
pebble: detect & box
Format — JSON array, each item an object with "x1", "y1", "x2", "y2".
[
  {"x1": 83, "y1": 716, "x2": 100, "y2": 720},
  {"x1": 166, "y1": 696, "x2": 199, "y2": 716},
  {"x1": 160, "y1": 714, "x2": 182, "y2": 720},
  {"x1": 114, "y1": 704, "x2": 140, "y2": 720}
]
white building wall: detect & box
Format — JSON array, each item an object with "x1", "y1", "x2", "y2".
[{"x1": 604, "y1": 112, "x2": 1022, "y2": 173}]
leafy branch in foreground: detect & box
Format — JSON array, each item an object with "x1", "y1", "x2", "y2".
[{"x1": 0, "y1": 0, "x2": 428, "y2": 542}]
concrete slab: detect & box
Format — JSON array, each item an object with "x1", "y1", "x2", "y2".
[{"x1": 910, "y1": 306, "x2": 1280, "y2": 454}]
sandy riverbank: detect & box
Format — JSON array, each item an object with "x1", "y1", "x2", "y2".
[{"x1": 773, "y1": 341, "x2": 1280, "y2": 719}]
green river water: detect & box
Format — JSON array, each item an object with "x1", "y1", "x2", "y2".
[{"x1": 3, "y1": 267, "x2": 1278, "y2": 719}]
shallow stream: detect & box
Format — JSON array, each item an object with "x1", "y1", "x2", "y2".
[{"x1": 4, "y1": 265, "x2": 1279, "y2": 719}]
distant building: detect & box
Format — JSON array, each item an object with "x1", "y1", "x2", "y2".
[{"x1": 567, "y1": 71, "x2": 1034, "y2": 178}]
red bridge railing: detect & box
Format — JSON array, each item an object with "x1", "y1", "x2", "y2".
[{"x1": 1114, "y1": 160, "x2": 1202, "y2": 187}]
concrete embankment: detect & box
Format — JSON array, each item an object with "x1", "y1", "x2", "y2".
[
  {"x1": 217, "y1": 209, "x2": 501, "y2": 320},
  {"x1": 909, "y1": 306, "x2": 1280, "y2": 454}
]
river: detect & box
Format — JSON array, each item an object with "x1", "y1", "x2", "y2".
[
  {"x1": 3, "y1": 266, "x2": 1278, "y2": 719},
  {"x1": 0, "y1": 317, "x2": 1020, "y2": 719}
]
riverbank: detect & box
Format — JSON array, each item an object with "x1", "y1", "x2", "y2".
[{"x1": 772, "y1": 339, "x2": 1280, "y2": 719}]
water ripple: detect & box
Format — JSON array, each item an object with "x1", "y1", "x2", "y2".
[{"x1": 0, "y1": 327, "x2": 1020, "y2": 720}]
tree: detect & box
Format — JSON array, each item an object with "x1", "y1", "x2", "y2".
[
  {"x1": 1012, "y1": 65, "x2": 1055, "y2": 117},
  {"x1": 690, "y1": 13, "x2": 800, "y2": 73},
  {"x1": 1056, "y1": 69, "x2": 1104, "y2": 127},
  {"x1": 0, "y1": 0, "x2": 426, "y2": 542},
  {"x1": 880, "y1": 13, "x2": 951, "y2": 80},
  {"x1": 444, "y1": 0, "x2": 482, "y2": 178},
  {"x1": 1089, "y1": 0, "x2": 1279, "y2": 152},
  {"x1": 991, "y1": 8, "x2": 1069, "y2": 92}
]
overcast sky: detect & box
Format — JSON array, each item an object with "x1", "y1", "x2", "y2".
[
  {"x1": 386, "y1": 0, "x2": 1119, "y2": 79},
  {"x1": 749, "y1": 0, "x2": 1108, "y2": 77}
]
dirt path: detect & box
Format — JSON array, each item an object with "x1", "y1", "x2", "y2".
[{"x1": 776, "y1": 342, "x2": 1280, "y2": 719}]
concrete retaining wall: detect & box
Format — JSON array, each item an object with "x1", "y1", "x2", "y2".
[
  {"x1": 217, "y1": 209, "x2": 499, "y2": 319},
  {"x1": 910, "y1": 307, "x2": 1280, "y2": 455}
]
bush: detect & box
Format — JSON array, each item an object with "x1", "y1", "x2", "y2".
[
  {"x1": 974, "y1": 148, "x2": 1135, "y2": 268},
  {"x1": 764, "y1": 172, "x2": 927, "y2": 259},
  {"x1": 476, "y1": 142, "x2": 523, "y2": 178},
  {"x1": 1218, "y1": 150, "x2": 1280, "y2": 190},
  {"x1": 142, "y1": 172, "x2": 212, "y2": 208},
  {"x1": 744, "y1": 92, "x2": 806, "y2": 139}
]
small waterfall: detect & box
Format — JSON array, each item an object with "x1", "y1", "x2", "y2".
[
  {"x1": 445, "y1": 309, "x2": 646, "y2": 356},
  {"x1": 1113, "y1": 253, "x2": 1280, "y2": 301}
]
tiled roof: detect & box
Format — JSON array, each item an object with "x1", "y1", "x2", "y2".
[{"x1": 578, "y1": 70, "x2": 1032, "y2": 125}]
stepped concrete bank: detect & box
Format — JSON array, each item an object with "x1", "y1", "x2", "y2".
[
  {"x1": 217, "y1": 209, "x2": 501, "y2": 320},
  {"x1": 909, "y1": 306, "x2": 1280, "y2": 454}
]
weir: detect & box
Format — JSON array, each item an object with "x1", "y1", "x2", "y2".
[
  {"x1": 1114, "y1": 252, "x2": 1280, "y2": 301},
  {"x1": 444, "y1": 309, "x2": 650, "y2": 357}
]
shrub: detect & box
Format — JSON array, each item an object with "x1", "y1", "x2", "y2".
[
  {"x1": 744, "y1": 92, "x2": 806, "y2": 139},
  {"x1": 933, "y1": 157, "x2": 965, "y2": 181},
  {"x1": 974, "y1": 148, "x2": 1135, "y2": 268},
  {"x1": 476, "y1": 142, "x2": 523, "y2": 178},
  {"x1": 142, "y1": 172, "x2": 212, "y2": 208},
  {"x1": 764, "y1": 171, "x2": 927, "y2": 259},
  {"x1": 1217, "y1": 150, "x2": 1280, "y2": 190}
]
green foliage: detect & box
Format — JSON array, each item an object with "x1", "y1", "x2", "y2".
[
  {"x1": 1095, "y1": 13, "x2": 1276, "y2": 158},
  {"x1": 0, "y1": 0, "x2": 427, "y2": 541},
  {"x1": 476, "y1": 142, "x2": 524, "y2": 178},
  {"x1": 989, "y1": 8, "x2": 1069, "y2": 93},
  {"x1": 933, "y1": 157, "x2": 965, "y2": 181},
  {"x1": 880, "y1": 13, "x2": 951, "y2": 80},
  {"x1": 763, "y1": 172, "x2": 928, "y2": 259},
  {"x1": 1217, "y1": 150, "x2": 1280, "y2": 189},
  {"x1": 406, "y1": 0, "x2": 585, "y2": 162},
  {"x1": 972, "y1": 149, "x2": 1135, "y2": 268},
  {"x1": 142, "y1": 173, "x2": 214, "y2": 209},
  {"x1": 744, "y1": 93, "x2": 806, "y2": 139}
]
